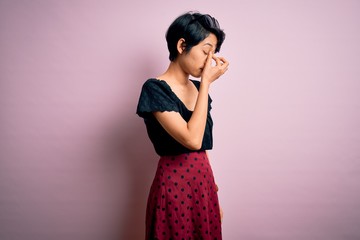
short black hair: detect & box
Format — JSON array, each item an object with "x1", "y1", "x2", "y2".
[{"x1": 166, "y1": 11, "x2": 225, "y2": 61}]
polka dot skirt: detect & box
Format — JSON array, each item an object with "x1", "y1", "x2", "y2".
[{"x1": 145, "y1": 151, "x2": 222, "y2": 240}]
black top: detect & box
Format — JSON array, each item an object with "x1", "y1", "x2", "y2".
[{"x1": 136, "y1": 78, "x2": 213, "y2": 156}]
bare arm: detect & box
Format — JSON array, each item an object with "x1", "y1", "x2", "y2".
[{"x1": 154, "y1": 52, "x2": 229, "y2": 150}]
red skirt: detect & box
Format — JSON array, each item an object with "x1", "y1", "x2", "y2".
[{"x1": 145, "y1": 151, "x2": 222, "y2": 240}]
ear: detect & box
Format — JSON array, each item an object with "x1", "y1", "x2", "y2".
[{"x1": 176, "y1": 38, "x2": 186, "y2": 54}]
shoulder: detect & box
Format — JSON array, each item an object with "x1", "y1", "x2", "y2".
[
  {"x1": 142, "y1": 78, "x2": 162, "y2": 88},
  {"x1": 137, "y1": 78, "x2": 180, "y2": 117},
  {"x1": 138, "y1": 78, "x2": 175, "y2": 103},
  {"x1": 141, "y1": 78, "x2": 171, "y2": 92}
]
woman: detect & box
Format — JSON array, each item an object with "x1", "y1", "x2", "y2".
[{"x1": 136, "y1": 11, "x2": 229, "y2": 240}]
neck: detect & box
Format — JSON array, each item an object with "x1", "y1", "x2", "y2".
[{"x1": 158, "y1": 61, "x2": 190, "y2": 86}]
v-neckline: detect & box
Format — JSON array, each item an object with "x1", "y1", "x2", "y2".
[{"x1": 153, "y1": 78, "x2": 197, "y2": 112}]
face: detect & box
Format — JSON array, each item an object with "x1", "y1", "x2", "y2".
[{"x1": 177, "y1": 33, "x2": 217, "y2": 78}]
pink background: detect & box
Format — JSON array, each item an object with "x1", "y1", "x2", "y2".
[{"x1": 1, "y1": 0, "x2": 360, "y2": 239}]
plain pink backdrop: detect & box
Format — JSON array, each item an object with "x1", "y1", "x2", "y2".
[{"x1": 1, "y1": 0, "x2": 359, "y2": 239}]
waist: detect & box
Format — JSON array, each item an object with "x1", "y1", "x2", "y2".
[
  {"x1": 157, "y1": 151, "x2": 212, "y2": 175},
  {"x1": 159, "y1": 150, "x2": 207, "y2": 161}
]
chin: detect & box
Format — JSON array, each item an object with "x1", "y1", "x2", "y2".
[{"x1": 191, "y1": 71, "x2": 202, "y2": 78}]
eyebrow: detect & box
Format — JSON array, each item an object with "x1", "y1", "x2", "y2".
[{"x1": 204, "y1": 43, "x2": 214, "y2": 47}]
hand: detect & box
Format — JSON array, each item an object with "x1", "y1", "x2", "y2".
[{"x1": 201, "y1": 51, "x2": 229, "y2": 84}]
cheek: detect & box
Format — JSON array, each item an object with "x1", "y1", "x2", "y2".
[
  {"x1": 189, "y1": 51, "x2": 206, "y2": 68},
  {"x1": 196, "y1": 53, "x2": 207, "y2": 65}
]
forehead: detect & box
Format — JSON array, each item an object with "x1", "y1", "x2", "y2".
[{"x1": 200, "y1": 33, "x2": 217, "y2": 48}]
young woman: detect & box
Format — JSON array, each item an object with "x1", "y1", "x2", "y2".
[{"x1": 136, "y1": 11, "x2": 229, "y2": 240}]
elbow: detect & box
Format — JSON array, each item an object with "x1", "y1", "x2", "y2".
[{"x1": 185, "y1": 139, "x2": 202, "y2": 151}]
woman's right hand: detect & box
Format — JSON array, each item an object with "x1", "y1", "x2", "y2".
[
  {"x1": 154, "y1": 52, "x2": 228, "y2": 151},
  {"x1": 201, "y1": 51, "x2": 229, "y2": 85}
]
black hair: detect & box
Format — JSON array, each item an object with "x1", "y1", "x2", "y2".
[{"x1": 165, "y1": 11, "x2": 225, "y2": 61}]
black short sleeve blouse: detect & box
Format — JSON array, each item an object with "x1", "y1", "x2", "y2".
[{"x1": 136, "y1": 78, "x2": 213, "y2": 156}]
